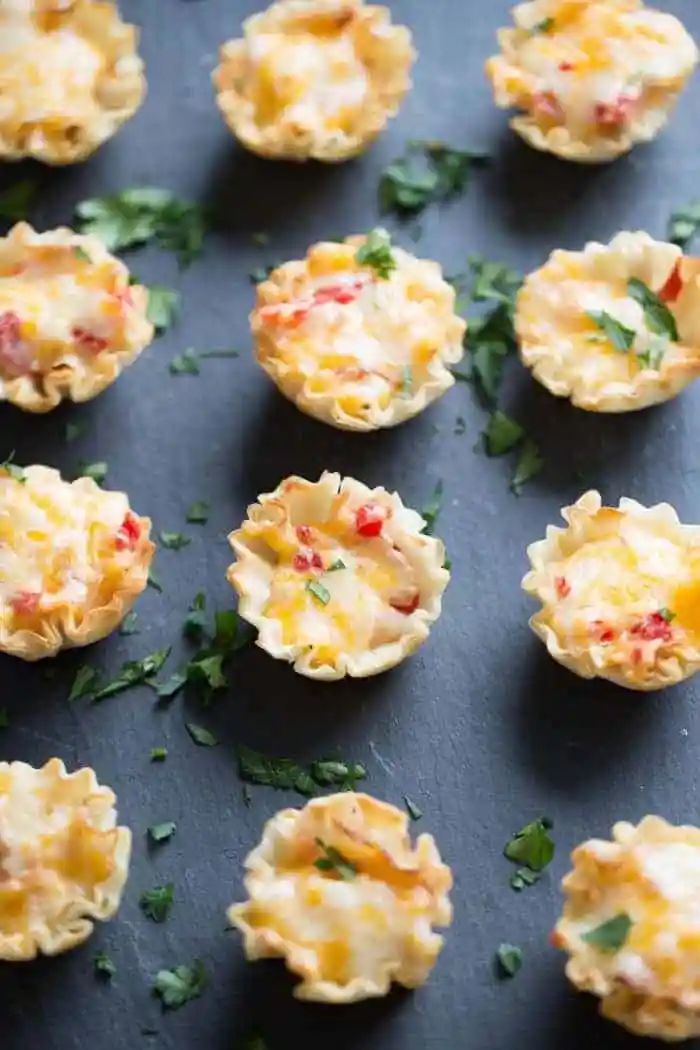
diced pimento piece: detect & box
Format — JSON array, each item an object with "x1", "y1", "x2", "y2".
[
  {"x1": 9, "y1": 591, "x2": 41, "y2": 615},
  {"x1": 355, "y1": 503, "x2": 387, "y2": 538},
  {"x1": 293, "y1": 549, "x2": 323, "y2": 572},
  {"x1": 0, "y1": 310, "x2": 32, "y2": 376},
  {"x1": 555, "y1": 576, "x2": 571, "y2": 599},
  {"x1": 632, "y1": 646, "x2": 643, "y2": 664},
  {"x1": 558, "y1": 62, "x2": 574, "y2": 72},
  {"x1": 390, "y1": 592, "x2": 420, "y2": 615},
  {"x1": 71, "y1": 327, "x2": 109, "y2": 353},
  {"x1": 313, "y1": 280, "x2": 366, "y2": 306},
  {"x1": 630, "y1": 611, "x2": 674, "y2": 643},
  {"x1": 591, "y1": 620, "x2": 615, "y2": 643},
  {"x1": 658, "y1": 262, "x2": 683, "y2": 305},
  {"x1": 594, "y1": 95, "x2": 636, "y2": 128},
  {"x1": 532, "y1": 91, "x2": 564, "y2": 121},
  {"x1": 295, "y1": 525, "x2": 314, "y2": 544},
  {"x1": 115, "y1": 512, "x2": 141, "y2": 551}
]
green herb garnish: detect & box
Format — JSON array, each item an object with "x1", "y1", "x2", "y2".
[
  {"x1": 327, "y1": 559, "x2": 346, "y2": 572},
  {"x1": 658, "y1": 607, "x2": 676, "y2": 623},
  {"x1": 306, "y1": 579, "x2": 330, "y2": 605},
  {"x1": 511, "y1": 438, "x2": 544, "y2": 496},
  {"x1": 147, "y1": 285, "x2": 180, "y2": 332},
  {"x1": 627, "y1": 278, "x2": 679, "y2": 342},
  {"x1": 0, "y1": 179, "x2": 38, "y2": 222},
  {"x1": 65, "y1": 421, "x2": 87, "y2": 443},
  {"x1": 73, "y1": 245, "x2": 92, "y2": 264},
  {"x1": 355, "y1": 227, "x2": 396, "y2": 279},
  {"x1": 421, "y1": 479, "x2": 443, "y2": 535},
  {"x1": 94, "y1": 951, "x2": 116, "y2": 980},
  {"x1": 140, "y1": 883, "x2": 174, "y2": 923},
  {"x1": 380, "y1": 141, "x2": 488, "y2": 214},
  {"x1": 582, "y1": 913, "x2": 632, "y2": 952},
  {"x1": 159, "y1": 531, "x2": 190, "y2": 551},
  {"x1": 484, "y1": 411, "x2": 525, "y2": 456},
  {"x1": 636, "y1": 336, "x2": 668, "y2": 371},
  {"x1": 496, "y1": 943, "x2": 523, "y2": 978},
  {"x1": 510, "y1": 867, "x2": 541, "y2": 891},
  {"x1": 147, "y1": 569, "x2": 163, "y2": 593},
  {"x1": 504, "y1": 817, "x2": 554, "y2": 874},
  {"x1": 668, "y1": 200, "x2": 700, "y2": 249},
  {"x1": 119, "y1": 611, "x2": 139, "y2": 636},
  {"x1": 148, "y1": 821, "x2": 176, "y2": 844},
  {"x1": 0, "y1": 452, "x2": 26, "y2": 483},
  {"x1": 68, "y1": 664, "x2": 99, "y2": 702},
  {"x1": 186, "y1": 501, "x2": 209, "y2": 524},
  {"x1": 184, "y1": 592, "x2": 208, "y2": 640},
  {"x1": 238, "y1": 745, "x2": 365, "y2": 796},
  {"x1": 404, "y1": 795, "x2": 423, "y2": 821},
  {"x1": 169, "y1": 348, "x2": 200, "y2": 375},
  {"x1": 186, "y1": 723, "x2": 218, "y2": 747},
  {"x1": 153, "y1": 959, "x2": 206, "y2": 1009},
  {"x1": 314, "y1": 839, "x2": 357, "y2": 880},
  {"x1": 587, "y1": 310, "x2": 636, "y2": 352},
  {"x1": 88, "y1": 648, "x2": 171, "y2": 703},
  {"x1": 531, "y1": 17, "x2": 554, "y2": 33},
  {"x1": 150, "y1": 747, "x2": 168, "y2": 762},
  {"x1": 78, "y1": 461, "x2": 108, "y2": 484}
]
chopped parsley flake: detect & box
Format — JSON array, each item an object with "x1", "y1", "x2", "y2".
[
  {"x1": 185, "y1": 722, "x2": 218, "y2": 747},
  {"x1": 510, "y1": 866, "x2": 541, "y2": 891},
  {"x1": 86, "y1": 648, "x2": 171, "y2": 703},
  {"x1": 78, "y1": 461, "x2": 108, "y2": 484},
  {"x1": 186, "y1": 501, "x2": 209, "y2": 524},
  {"x1": 150, "y1": 747, "x2": 168, "y2": 762},
  {"x1": 65, "y1": 421, "x2": 87, "y2": 443},
  {"x1": 511, "y1": 438, "x2": 544, "y2": 495},
  {"x1": 159, "y1": 531, "x2": 190, "y2": 551},
  {"x1": 306, "y1": 579, "x2": 330, "y2": 605},
  {"x1": 73, "y1": 245, "x2": 92, "y2": 264},
  {"x1": 355, "y1": 228, "x2": 396, "y2": 279},
  {"x1": 582, "y1": 913, "x2": 632, "y2": 952},
  {"x1": 169, "y1": 348, "x2": 200, "y2": 375},
  {"x1": 148, "y1": 821, "x2": 176, "y2": 844},
  {"x1": 183, "y1": 592, "x2": 208, "y2": 640},
  {"x1": 140, "y1": 883, "x2": 174, "y2": 923},
  {"x1": 249, "y1": 263, "x2": 278, "y2": 284},
  {"x1": 627, "y1": 278, "x2": 679, "y2": 342},
  {"x1": 496, "y1": 943, "x2": 523, "y2": 978},
  {"x1": 659, "y1": 607, "x2": 676, "y2": 623},
  {"x1": 587, "y1": 310, "x2": 636, "y2": 352},
  {"x1": 119, "y1": 611, "x2": 139, "y2": 636},
  {"x1": 94, "y1": 951, "x2": 116, "y2": 979},
  {"x1": 404, "y1": 795, "x2": 423, "y2": 821},
  {"x1": 399, "y1": 364, "x2": 413, "y2": 397},
  {"x1": 1, "y1": 452, "x2": 26, "y2": 483},
  {"x1": 504, "y1": 817, "x2": 554, "y2": 877},
  {"x1": 668, "y1": 200, "x2": 700, "y2": 249},
  {"x1": 532, "y1": 17, "x2": 554, "y2": 33},
  {"x1": 238, "y1": 745, "x2": 365, "y2": 796},
  {"x1": 636, "y1": 336, "x2": 668, "y2": 371},
  {"x1": 327, "y1": 559, "x2": 346, "y2": 572},
  {"x1": 380, "y1": 141, "x2": 488, "y2": 215},
  {"x1": 421, "y1": 479, "x2": 443, "y2": 535},
  {"x1": 0, "y1": 179, "x2": 38, "y2": 222},
  {"x1": 153, "y1": 959, "x2": 206, "y2": 1009},
  {"x1": 314, "y1": 839, "x2": 357, "y2": 880},
  {"x1": 147, "y1": 569, "x2": 163, "y2": 593},
  {"x1": 68, "y1": 665, "x2": 99, "y2": 702},
  {"x1": 147, "y1": 285, "x2": 180, "y2": 332},
  {"x1": 484, "y1": 411, "x2": 525, "y2": 456},
  {"x1": 154, "y1": 672, "x2": 187, "y2": 700}
]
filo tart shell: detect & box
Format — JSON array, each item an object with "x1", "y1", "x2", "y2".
[
  {"x1": 0, "y1": 0, "x2": 145, "y2": 165},
  {"x1": 228, "y1": 792, "x2": 453, "y2": 1002},
  {"x1": 0, "y1": 758, "x2": 131, "y2": 961},
  {"x1": 516, "y1": 232, "x2": 700, "y2": 412},
  {"x1": 0, "y1": 223, "x2": 154, "y2": 413},
  {"x1": 0, "y1": 464, "x2": 154, "y2": 661},
  {"x1": 212, "y1": 0, "x2": 415, "y2": 162},
  {"x1": 522, "y1": 490, "x2": 700, "y2": 691},
  {"x1": 485, "y1": 0, "x2": 698, "y2": 164},
  {"x1": 226, "y1": 471, "x2": 449, "y2": 680},
  {"x1": 552, "y1": 816, "x2": 700, "y2": 1041},
  {"x1": 252, "y1": 236, "x2": 466, "y2": 431}
]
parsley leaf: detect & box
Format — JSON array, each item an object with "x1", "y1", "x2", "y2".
[
  {"x1": 159, "y1": 531, "x2": 190, "y2": 551},
  {"x1": 380, "y1": 141, "x2": 488, "y2": 214},
  {"x1": 249, "y1": 263, "x2": 277, "y2": 285},
  {"x1": 355, "y1": 228, "x2": 396, "y2": 279},
  {"x1": 587, "y1": 310, "x2": 636, "y2": 351},
  {"x1": 510, "y1": 867, "x2": 541, "y2": 891},
  {"x1": 484, "y1": 411, "x2": 524, "y2": 456},
  {"x1": 0, "y1": 179, "x2": 38, "y2": 222},
  {"x1": 504, "y1": 817, "x2": 554, "y2": 873},
  {"x1": 532, "y1": 16, "x2": 554, "y2": 33},
  {"x1": 314, "y1": 839, "x2": 357, "y2": 880},
  {"x1": 421, "y1": 479, "x2": 443, "y2": 535},
  {"x1": 68, "y1": 664, "x2": 99, "y2": 702},
  {"x1": 469, "y1": 256, "x2": 522, "y2": 306},
  {"x1": 327, "y1": 559, "x2": 346, "y2": 572},
  {"x1": 140, "y1": 883, "x2": 174, "y2": 923},
  {"x1": 148, "y1": 821, "x2": 176, "y2": 843},
  {"x1": 186, "y1": 723, "x2": 218, "y2": 747},
  {"x1": 238, "y1": 746, "x2": 365, "y2": 796},
  {"x1": 90, "y1": 648, "x2": 171, "y2": 703},
  {"x1": 119, "y1": 611, "x2": 139, "y2": 636},
  {"x1": 458, "y1": 257, "x2": 521, "y2": 406},
  {"x1": 155, "y1": 672, "x2": 187, "y2": 700},
  {"x1": 153, "y1": 959, "x2": 206, "y2": 1009},
  {"x1": 668, "y1": 200, "x2": 700, "y2": 249},
  {"x1": 0, "y1": 451, "x2": 26, "y2": 483},
  {"x1": 76, "y1": 188, "x2": 206, "y2": 267},
  {"x1": 306, "y1": 579, "x2": 330, "y2": 605},
  {"x1": 636, "y1": 336, "x2": 668, "y2": 371},
  {"x1": 147, "y1": 569, "x2": 163, "y2": 593},
  {"x1": 511, "y1": 438, "x2": 544, "y2": 495},
  {"x1": 658, "y1": 607, "x2": 676, "y2": 623},
  {"x1": 183, "y1": 592, "x2": 208, "y2": 640},
  {"x1": 147, "y1": 285, "x2": 180, "y2": 332},
  {"x1": 94, "y1": 951, "x2": 116, "y2": 979},
  {"x1": 496, "y1": 943, "x2": 523, "y2": 978},
  {"x1": 169, "y1": 348, "x2": 200, "y2": 375},
  {"x1": 186, "y1": 501, "x2": 209, "y2": 524},
  {"x1": 404, "y1": 795, "x2": 423, "y2": 821},
  {"x1": 150, "y1": 747, "x2": 168, "y2": 762},
  {"x1": 78, "y1": 461, "x2": 108, "y2": 484},
  {"x1": 186, "y1": 653, "x2": 226, "y2": 692},
  {"x1": 627, "y1": 278, "x2": 679, "y2": 342},
  {"x1": 65, "y1": 420, "x2": 87, "y2": 443},
  {"x1": 309, "y1": 759, "x2": 366, "y2": 789},
  {"x1": 582, "y1": 913, "x2": 632, "y2": 952}
]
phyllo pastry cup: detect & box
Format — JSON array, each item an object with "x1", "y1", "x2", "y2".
[
  {"x1": 0, "y1": 758, "x2": 131, "y2": 960},
  {"x1": 516, "y1": 232, "x2": 700, "y2": 412},
  {"x1": 0, "y1": 464, "x2": 154, "y2": 660},
  {"x1": 522, "y1": 490, "x2": 700, "y2": 690},
  {"x1": 0, "y1": 0, "x2": 146, "y2": 165},
  {"x1": 553, "y1": 816, "x2": 700, "y2": 1041},
  {"x1": 229, "y1": 792, "x2": 453, "y2": 1002},
  {"x1": 486, "y1": 0, "x2": 698, "y2": 164},
  {"x1": 252, "y1": 233, "x2": 466, "y2": 431},
  {"x1": 0, "y1": 223, "x2": 154, "y2": 413},
  {"x1": 213, "y1": 0, "x2": 415, "y2": 162},
  {"x1": 227, "y1": 472, "x2": 449, "y2": 679}
]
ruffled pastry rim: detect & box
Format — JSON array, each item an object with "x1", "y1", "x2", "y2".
[
  {"x1": 228, "y1": 791, "x2": 453, "y2": 1003},
  {"x1": 252, "y1": 237, "x2": 466, "y2": 432},
  {"x1": 0, "y1": 757, "x2": 131, "y2": 961},
  {"x1": 226, "y1": 471, "x2": 449, "y2": 679},
  {"x1": 212, "y1": 0, "x2": 415, "y2": 163},
  {"x1": 0, "y1": 465, "x2": 154, "y2": 662},
  {"x1": 554, "y1": 815, "x2": 700, "y2": 1041},
  {"x1": 0, "y1": 223, "x2": 154, "y2": 413},
  {"x1": 0, "y1": 0, "x2": 146, "y2": 165},
  {"x1": 521, "y1": 489, "x2": 700, "y2": 691},
  {"x1": 516, "y1": 232, "x2": 700, "y2": 412}
]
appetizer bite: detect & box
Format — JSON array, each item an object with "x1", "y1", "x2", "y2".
[
  {"x1": 252, "y1": 230, "x2": 466, "y2": 430},
  {"x1": 0, "y1": 0, "x2": 145, "y2": 165},
  {"x1": 0, "y1": 223, "x2": 154, "y2": 413},
  {"x1": 522, "y1": 490, "x2": 700, "y2": 691},
  {"x1": 0, "y1": 464, "x2": 154, "y2": 661},
  {"x1": 227, "y1": 472, "x2": 449, "y2": 679},
  {"x1": 0, "y1": 758, "x2": 131, "y2": 961},
  {"x1": 212, "y1": 0, "x2": 414, "y2": 162},
  {"x1": 553, "y1": 816, "x2": 700, "y2": 1041},
  {"x1": 229, "y1": 792, "x2": 453, "y2": 1002},
  {"x1": 486, "y1": 0, "x2": 698, "y2": 163},
  {"x1": 516, "y1": 232, "x2": 700, "y2": 412}
]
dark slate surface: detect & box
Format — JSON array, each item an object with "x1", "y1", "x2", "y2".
[{"x1": 2, "y1": 1, "x2": 700, "y2": 1047}]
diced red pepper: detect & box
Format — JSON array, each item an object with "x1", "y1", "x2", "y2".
[
  {"x1": 591, "y1": 620, "x2": 615, "y2": 643},
  {"x1": 355, "y1": 503, "x2": 386, "y2": 538},
  {"x1": 293, "y1": 549, "x2": 323, "y2": 572},
  {"x1": 630, "y1": 612, "x2": 673, "y2": 643},
  {"x1": 558, "y1": 62, "x2": 574, "y2": 72},
  {"x1": 72, "y1": 327, "x2": 109, "y2": 353},
  {"x1": 532, "y1": 91, "x2": 564, "y2": 121},
  {"x1": 115, "y1": 512, "x2": 141, "y2": 551},
  {"x1": 295, "y1": 525, "x2": 314, "y2": 544},
  {"x1": 631, "y1": 646, "x2": 643, "y2": 665},
  {"x1": 9, "y1": 590, "x2": 40, "y2": 615},
  {"x1": 313, "y1": 280, "x2": 365, "y2": 307},
  {"x1": 594, "y1": 94, "x2": 636, "y2": 127},
  {"x1": 658, "y1": 262, "x2": 683, "y2": 304},
  {"x1": 0, "y1": 310, "x2": 32, "y2": 376},
  {"x1": 390, "y1": 592, "x2": 420, "y2": 615},
  {"x1": 555, "y1": 576, "x2": 571, "y2": 599}
]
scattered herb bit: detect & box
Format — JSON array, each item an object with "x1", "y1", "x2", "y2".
[
  {"x1": 249, "y1": 263, "x2": 276, "y2": 284},
  {"x1": 213, "y1": 609, "x2": 243, "y2": 653},
  {"x1": 153, "y1": 959, "x2": 206, "y2": 1009},
  {"x1": 157, "y1": 601, "x2": 250, "y2": 703},
  {"x1": 421, "y1": 479, "x2": 443, "y2": 535},
  {"x1": 627, "y1": 278, "x2": 679, "y2": 342},
  {"x1": 658, "y1": 607, "x2": 676, "y2": 623},
  {"x1": 0, "y1": 451, "x2": 26, "y2": 483},
  {"x1": 238, "y1": 746, "x2": 365, "y2": 796},
  {"x1": 72, "y1": 245, "x2": 92, "y2": 264},
  {"x1": 484, "y1": 411, "x2": 524, "y2": 456},
  {"x1": 496, "y1": 943, "x2": 523, "y2": 978},
  {"x1": 90, "y1": 648, "x2": 171, "y2": 703},
  {"x1": 147, "y1": 285, "x2": 180, "y2": 332},
  {"x1": 636, "y1": 336, "x2": 668, "y2": 371},
  {"x1": 510, "y1": 866, "x2": 541, "y2": 891},
  {"x1": 65, "y1": 421, "x2": 87, "y2": 443},
  {"x1": 469, "y1": 257, "x2": 522, "y2": 306},
  {"x1": 404, "y1": 795, "x2": 423, "y2": 821},
  {"x1": 355, "y1": 227, "x2": 396, "y2": 279},
  {"x1": 78, "y1": 461, "x2": 108, "y2": 484},
  {"x1": 668, "y1": 200, "x2": 700, "y2": 249},
  {"x1": 150, "y1": 747, "x2": 168, "y2": 762},
  {"x1": 148, "y1": 821, "x2": 176, "y2": 844},
  {"x1": 587, "y1": 310, "x2": 636, "y2": 352},
  {"x1": 186, "y1": 652, "x2": 226, "y2": 692},
  {"x1": 169, "y1": 348, "x2": 200, "y2": 375},
  {"x1": 94, "y1": 951, "x2": 116, "y2": 980},
  {"x1": 582, "y1": 913, "x2": 632, "y2": 952},
  {"x1": 314, "y1": 839, "x2": 357, "y2": 880},
  {"x1": 400, "y1": 364, "x2": 413, "y2": 397},
  {"x1": 159, "y1": 531, "x2": 190, "y2": 551},
  {"x1": 140, "y1": 883, "x2": 174, "y2": 923},
  {"x1": 459, "y1": 257, "x2": 521, "y2": 406},
  {"x1": 186, "y1": 501, "x2": 209, "y2": 524},
  {"x1": 155, "y1": 672, "x2": 187, "y2": 700},
  {"x1": 0, "y1": 179, "x2": 38, "y2": 222},
  {"x1": 252, "y1": 231, "x2": 269, "y2": 246},
  {"x1": 186, "y1": 723, "x2": 218, "y2": 747},
  {"x1": 306, "y1": 579, "x2": 330, "y2": 605},
  {"x1": 0, "y1": 707, "x2": 8, "y2": 729},
  {"x1": 532, "y1": 16, "x2": 554, "y2": 33},
  {"x1": 147, "y1": 569, "x2": 163, "y2": 593},
  {"x1": 327, "y1": 559, "x2": 346, "y2": 572},
  {"x1": 184, "y1": 592, "x2": 208, "y2": 640},
  {"x1": 76, "y1": 188, "x2": 206, "y2": 267},
  {"x1": 504, "y1": 817, "x2": 554, "y2": 873},
  {"x1": 119, "y1": 611, "x2": 139, "y2": 636},
  {"x1": 199, "y1": 349, "x2": 239, "y2": 360},
  {"x1": 511, "y1": 438, "x2": 544, "y2": 496},
  {"x1": 380, "y1": 141, "x2": 488, "y2": 215},
  {"x1": 68, "y1": 664, "x2": 99, "y2": 702},
  {"x1": 309, "y1": 760, "x2": 366, "y2": 790}
]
